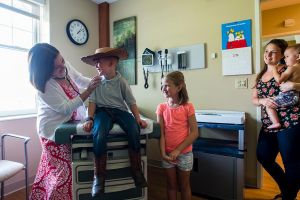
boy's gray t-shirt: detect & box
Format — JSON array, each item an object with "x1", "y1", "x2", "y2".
[{"x1": 89, "y1": 72, "x2": 136, "y2": 112}]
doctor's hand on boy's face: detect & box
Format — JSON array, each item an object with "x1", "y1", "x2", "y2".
[
  {"x1": 87, "y1": 76, "x2": 101, "y2": 92},
  {"x1": 83, "y1": 121, "x2": 93, "y2": 132}
]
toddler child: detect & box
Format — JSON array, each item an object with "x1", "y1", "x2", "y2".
[{"x1": 267, "y1": 44, "x2": 300, "y2": 129}]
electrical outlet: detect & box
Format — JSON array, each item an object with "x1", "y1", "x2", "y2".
[
  {"x1": 235, "y1": 78, "x2": 248, "y2": 89},
  {"x1": 240, "y1": 78, "x2": 248, "y2": 88}
]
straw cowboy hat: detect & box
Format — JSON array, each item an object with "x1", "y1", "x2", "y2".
[{"x1": 81, "y1": 47, "x2": 128, "y2": 66}]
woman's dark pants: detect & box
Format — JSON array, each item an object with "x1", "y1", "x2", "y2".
[{"x1": 257, "y1": 124, "x2": 300, "y2": 200}]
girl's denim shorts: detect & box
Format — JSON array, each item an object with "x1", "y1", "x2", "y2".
[{"x1": 162, "y1": 151, "x2": 193, "y2": 171}]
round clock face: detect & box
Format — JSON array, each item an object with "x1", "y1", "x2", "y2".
[{"x1": 66, "y1": 19, "x2": 89, "y2": 45}]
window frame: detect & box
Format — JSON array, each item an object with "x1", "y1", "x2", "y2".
[{"x1": 0, "y1": 0, "x2": 41, "y2": 117}]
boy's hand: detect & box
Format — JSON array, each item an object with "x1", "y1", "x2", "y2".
[
  {"x1": 137, "y1": 119, "x2": 148, "y2": 129},
  {"x1": 83, "y1": 120, "x2": 93, "y2": 132}
]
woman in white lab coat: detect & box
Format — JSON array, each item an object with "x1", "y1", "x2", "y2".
[{"x1": 28, "y1": 43, "x2": 100, "y2": 200}]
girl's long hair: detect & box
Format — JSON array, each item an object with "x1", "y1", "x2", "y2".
[{"x1": 165, "y1": 71, "x2": 189, "y2": 105}]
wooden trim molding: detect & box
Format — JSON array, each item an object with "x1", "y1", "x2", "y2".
[
  {"x1": 98, "y1": 2, "x2": 109, "y2": 47},
  {"x1": 262, "y1": 30, "x2": 300, "y2": 39}
]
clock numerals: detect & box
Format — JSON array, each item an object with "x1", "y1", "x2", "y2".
[{"x1": 66, "y1": 19, "x2": 89, "y2": 45}]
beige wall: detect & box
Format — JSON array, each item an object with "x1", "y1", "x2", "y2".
[
  {"x1": 49, "y1": 0, "x2": 99, "y2": 77},
  {"x1": 110, "y1": 0, "x2": 259, "y2": 186},
  {"x1": 262, "y1": 3, "x2": 300, "y2": 38},
  {"x1": 2, "y1": 0, "x2": 262, "y2": 194}
]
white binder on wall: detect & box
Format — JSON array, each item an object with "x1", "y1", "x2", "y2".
[{"x1": 222, "y1": 47, "x2": 252, "y2": 76}]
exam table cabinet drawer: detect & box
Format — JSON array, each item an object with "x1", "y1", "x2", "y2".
[
  {"x1": 72, "y1": 157, "x2": 147, "y2": 200},
  {"x1": 72, "y1": 145, "x2": 146, "y2": 161},
  {"x1": 73, "y1": 158, "x2": 146, "y2": 184},
  {"x1": 75, "y1": 184, "x2": 145, "y2": 200},
  {"x1": 71, "y1": 135, "x2": 148, "y2": 199}
]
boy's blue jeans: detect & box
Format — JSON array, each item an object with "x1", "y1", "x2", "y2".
[{"x1": 92, "y1": 107, "x2": 141, "y2": 157}]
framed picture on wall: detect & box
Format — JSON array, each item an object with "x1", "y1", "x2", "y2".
[{"x1": 113, "y1": 16, "x2": 137, "y2": 85}]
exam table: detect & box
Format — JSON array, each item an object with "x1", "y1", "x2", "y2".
[{"x1": 54, "y1": 117, "x2": 160, "y2": 200}]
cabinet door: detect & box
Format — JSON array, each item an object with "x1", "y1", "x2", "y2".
[{"x1": 191, "y1": 152, "x2": 236, "y2": 200}]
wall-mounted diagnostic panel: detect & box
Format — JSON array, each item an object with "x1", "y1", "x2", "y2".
[{"x1": 142, "y1": 43, "x2": 205, "y2": 73}]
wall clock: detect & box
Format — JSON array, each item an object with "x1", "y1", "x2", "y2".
[{"x1": 66, "y1": 19, "x2": 89, "y2": 45}]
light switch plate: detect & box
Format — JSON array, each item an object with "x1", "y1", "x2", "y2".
[{"x1": 235, "y1": 78, "x2": 248, "y2": 89}]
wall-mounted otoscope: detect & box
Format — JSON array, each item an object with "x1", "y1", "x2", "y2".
[{"x1": 158, "y1": 50, "x2": 164, "y2": 79}]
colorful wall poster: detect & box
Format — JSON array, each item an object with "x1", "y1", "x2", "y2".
[
  {"x1": 113, "y1": 16, "x2": 137, "y2": 85},
  {"x1": 221, "y1": 19, "x2": 252, "y2": 50}
]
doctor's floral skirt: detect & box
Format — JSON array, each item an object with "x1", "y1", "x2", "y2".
[{"x1": 30, "y1": 137, "x2": 72, "y2": 200}]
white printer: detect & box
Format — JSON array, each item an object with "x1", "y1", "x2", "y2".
[{"x1": 195, "y1": 110, "x2": 245, "y2": 125}]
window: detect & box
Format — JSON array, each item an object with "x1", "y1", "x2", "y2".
[{"x1": 0, "y1": 0, "x2": 41, "y2": 117}]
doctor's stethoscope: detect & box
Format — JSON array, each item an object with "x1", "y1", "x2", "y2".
[{"x1": 53, "y1": 67, "x2": 80, "y2": 95}]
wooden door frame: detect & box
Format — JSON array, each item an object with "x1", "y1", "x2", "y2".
[{"x1": 255, "y1": 0, "x2": 263, "y2": 188}]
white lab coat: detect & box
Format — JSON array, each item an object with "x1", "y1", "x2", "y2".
[{"x1": 36, "y1": 61, "x2": 90, "y2": 141}]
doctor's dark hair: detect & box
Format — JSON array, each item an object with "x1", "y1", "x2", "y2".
[
  {"x1": 28, "y1": 43, "x2": 59, "y2": 93},
  {"x1": 165, "y1": 71, "x2": 189, "y2": 105},
  {"x1": 254, "y1": 39, "x2": 288, "y2": 86}
]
